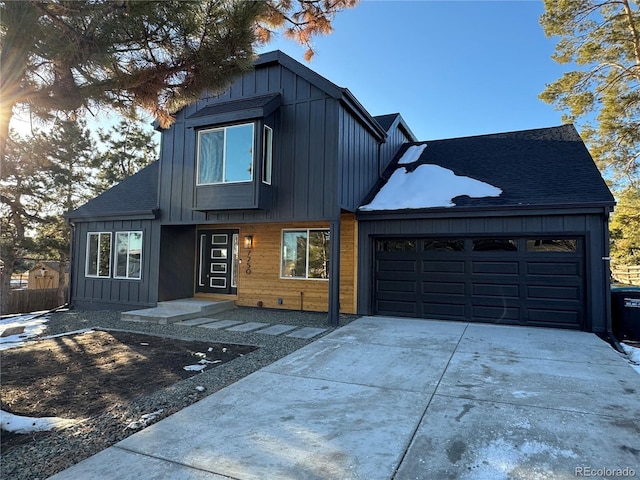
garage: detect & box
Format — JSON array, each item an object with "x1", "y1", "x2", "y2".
[
  {"x1": 356, "y1": 125, "x2": 616, "y2": 333},
  {"x1": 374, "y1": 237, "x2": 585, "y2": 328}
]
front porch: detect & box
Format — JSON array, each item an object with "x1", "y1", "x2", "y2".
[{"x1": 121, "y1": 298, "x2": 235, "y2": 324}]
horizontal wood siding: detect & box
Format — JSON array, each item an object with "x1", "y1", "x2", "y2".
[
  {"x1": 158, "y1": 62, "x2": 340, "y2": 225},
  {"x1": 338, "y1": 105, "x2": 382, "y2": 211},
  {"x1": 70, "y1": 219, "x2": 160, "y2": 310},
  {"x1": 200, "y1": 213, "x2": 357, "y2": 313},
  {"x1": 357, "y1": 211, "x2": 610, "y2": 333}
]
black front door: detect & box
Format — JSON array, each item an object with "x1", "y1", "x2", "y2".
[{"x1": 196, "y1": 229, "x2": 239, "y2": 295}]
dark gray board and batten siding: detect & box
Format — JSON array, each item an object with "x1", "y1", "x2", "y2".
[
  {"x1": 357, "y1": 209, "x2": 611, "y2": 333},
  {"x1": 70, "y1": 219, "x2": 161, "y2": 310}
]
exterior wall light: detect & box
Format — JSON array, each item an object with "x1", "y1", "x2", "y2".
[{"x1": 244, "y1": 235, "x2": 253, "y2": 249}]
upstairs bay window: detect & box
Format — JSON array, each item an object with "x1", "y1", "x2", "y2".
[{"x1": 197, "y1": 124, "x2": 254, "y2": 185}]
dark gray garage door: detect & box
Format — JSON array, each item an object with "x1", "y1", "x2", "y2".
[{"x1": 374, "y1": 237, "x2": 585, "y2": 329}]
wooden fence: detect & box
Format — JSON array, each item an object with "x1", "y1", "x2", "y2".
[
  {"x1": 612, "y1": 265, "x2": 640, "y2": 286},
  {"x1": 7, "y1": 288, "x2": 67, "y2": 315}
]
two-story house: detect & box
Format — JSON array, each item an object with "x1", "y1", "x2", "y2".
[{"x1": 67, "y1": 51, "x2": 615, "y2": 333}]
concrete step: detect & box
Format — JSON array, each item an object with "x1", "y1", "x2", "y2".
[{"x1": 121, "y1": 299, "x2": 235, "y2": 325}]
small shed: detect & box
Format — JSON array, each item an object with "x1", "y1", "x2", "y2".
[{"x1": 28, "y1": 262, "x2": 68, "y2": 290}]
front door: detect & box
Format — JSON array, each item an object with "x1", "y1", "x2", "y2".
[{"x1": 196, "y1": 229, "x2": 239, "y2": 295}]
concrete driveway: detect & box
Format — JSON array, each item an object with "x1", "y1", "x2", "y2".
[{"x1": 50, "y1": 316, "x2": 640, "y2": 480}]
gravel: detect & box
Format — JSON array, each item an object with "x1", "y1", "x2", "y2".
[{"x1": 1, "y1": 306, "x2": 359, "y2": 480}]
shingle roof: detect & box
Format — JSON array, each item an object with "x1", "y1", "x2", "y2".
[
  {"x1": 374, "y1": 114, "x2": 400, "y2": 132},
  {"x1": 67, "y1": 161, "x2": 159, "y2": 220},
  {"x1": 360, "y1": 124, "x2": 615, "y2": 211}
]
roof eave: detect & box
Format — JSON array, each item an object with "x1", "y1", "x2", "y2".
[
  {"x1": 66, "y1": 208, "x2": 160, "y2": 223},
  {"x1": 356, "y1": 202, "x2": 615, "y2": 220}
]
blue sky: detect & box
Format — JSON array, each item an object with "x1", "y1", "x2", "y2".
[{"x1": 260, "y1": 0, "x2": 567, "y2": 141}]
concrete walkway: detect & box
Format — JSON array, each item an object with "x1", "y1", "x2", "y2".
[{"x1": 50, "y1": 316, "x2": 640, "y2": 480}]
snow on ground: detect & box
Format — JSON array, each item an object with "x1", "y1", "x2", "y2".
[
  {"x1": 360, "y1": 164, "x2": 502, "y2": 211},
  {"x1": 0, "y1": 312, "x2": 51, "y2": 351},
  {"x1": 620, "y1": 342, "x2": 640, "y2": 376},
  {"x1": 0, "y1": 409, "x2": 81, "y2": 434}
]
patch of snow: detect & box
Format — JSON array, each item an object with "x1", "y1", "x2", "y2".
[
  {"x1": 462, "y1": 438, "x2": 578, "y2": 480},
  {"x1": 195, "y1": 386, "x2": 206, "y2": 392},
  {"x1": 360, "y1": 164, "x2": 502, "y2": 211},
  {"x1": 183, "y1": 364, "x2": 207, "y2": 372},
  {"x1": 1, "y1": 409, "x2": 80, "y2": 433},
  {"x1": 0, "y1": 314, "x2": 51, "y2": 351},
  {"x1": 126, "y1": 409, "x2": 164, "y2": 430},
  {"x1": 397, "y1": 144, "x2": 427, "y2": 165},
  {"x1": 620, "y1": 342, "x2": 640, "y2": 376},
  {"x1": 511, "y1": 391, "x2": 536, "y2": 399}
]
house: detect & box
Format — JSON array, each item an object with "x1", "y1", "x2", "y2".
[
  {"x1": 28, "y1": 261, "x2": 68, "y2": 290},
  {"x1": 66, "y1": 50, "x2": 615, "y2": 332}
]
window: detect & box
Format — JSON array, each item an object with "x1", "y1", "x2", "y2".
[
  {"x1": 281, "y1": 229, "x2": 330, "y2": 280},
  {"x1": 424, "y1": 239, "x2": 465, "y2": 252},
  {"x1": 526, "y1": 239, "x2": 577, "y2": 252},
  {"x1": 197, "y1": 123, "x2": 254, "y2": 185},
  {"x1": 114, "y1": 231, "x2": 143, "y2": 279},
  {"x1": 263, "y1": 125, "x2": 273, "y2": 184},
  {"x1": 377, "y1": 240, "x2": 416, "y2": 252},
  {"x1": 86, "y1": 232, "x2": 111, "y2": 278},
  {"x1": 472, "y1": 239, "x2": 518, "y2": 251}
]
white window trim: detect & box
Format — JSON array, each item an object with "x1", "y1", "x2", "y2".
[
  {"x1": 280, "y1": 228, "x2": 330, "y2": 281},
  {"x1": 262, "y1": 125, "x2": 273, "y2": 185},
  {"x1": 85, "y1": 232, "x2": 112, "y2": 278},
  {"x1": 113, "y1": 231, "x2": 143, "y2": 280},
  {"x1": 196, "y1": 123, "x2": 255, "y2": 186}
]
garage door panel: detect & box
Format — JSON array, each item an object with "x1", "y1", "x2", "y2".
[
  {"x1": 377, "y1": 300, "x2": 418, "y2": 315},
  {"x1": 527, "y1": 285, "x2": 580, "y2": 300},
  {"x1": 472, "y1": 262, "x2": 519, "y2": 275},
  {"x1": 422, "y1": 303, "x2": 466, "y2": 319},
  {"x1": 422, "y1": 293, "x2": 466, "y2": 305},
  {"x1": 377, "y1": 280, "x2": 417, "y2": 293},
  {"x1": 422, "y1": 260, "x2": 465, "y2": 273},
  {"x1": 377, "y1": 259, "x2": 417, "y2": 272},
  {"x1": 473, "y1": 283, "x2": 519, "y2": 298},
  {"x1": 527, "y1": 308, "x2": 581, "y2": 328},
  {"x1": 526, "y1": 262, "x2": 580, "y2": 276},
  {"x1": 472, "y1": 305, "x2": 520, "y2": 321},
  {"x1": 422, "y1": 281, "x2": 465, "y2": 295}
]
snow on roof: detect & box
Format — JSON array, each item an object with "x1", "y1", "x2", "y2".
[
  {"x1": 360, "y1": 164, "x2": 502, "y2": 211},
  {"x1": 397, "y1": 144, "x2": 427, "y2": 165}
]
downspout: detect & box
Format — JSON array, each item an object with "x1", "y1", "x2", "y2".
[
  {"x1": 66, "y1": 219, "x2": 75, "y2": 308},
  {"x1": 603, "y1": 207, "x2": 624, "y2": 353}
]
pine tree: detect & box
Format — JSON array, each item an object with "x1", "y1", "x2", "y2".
[
  {"x1": 91, "y1": 119, "x2": 158, "y2": 194},
  {"x1": 539, "y1": 0, "x2": 640, "y2": 187}
]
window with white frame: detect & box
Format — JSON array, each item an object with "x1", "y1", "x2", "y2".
[
  {"x1": 114, "y1": 231, "x2": 143, "y2": 279},
  {"x1": 281, "y1": 229, "x2": 330, "y2": 280},
  {"x1": 86, "y1": 232, "x2": 112, "y2": 278},
  {"x1": 197, "y1": 123, "x2": 254, "y2": 184}
]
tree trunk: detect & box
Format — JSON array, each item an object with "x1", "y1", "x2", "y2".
[{"x1": 0, "y1": 256, "x2": 16, "y2": 315}]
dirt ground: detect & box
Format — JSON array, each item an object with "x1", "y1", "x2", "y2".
[{"x1": 0, "y1": 329, "x2": 257, "y2": 450}]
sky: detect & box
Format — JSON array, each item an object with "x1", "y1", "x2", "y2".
[
  {"x1": 258, "y1": 0, "x2": 567, "y2": 141},
  {"x1": 9, "y1": 1, "x2": 567, "y2": 144}
]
